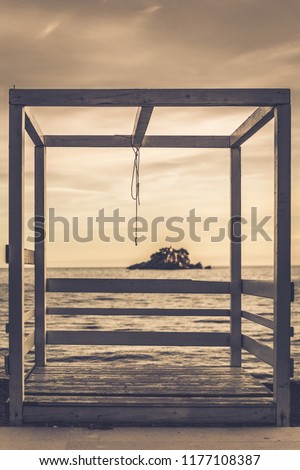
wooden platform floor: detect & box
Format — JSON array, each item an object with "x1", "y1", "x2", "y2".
[{"x1": 23, "y1": 365, "x2": 275, "y2": 426}]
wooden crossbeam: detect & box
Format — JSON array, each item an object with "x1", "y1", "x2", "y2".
[
  {"x1": 47, "y1": 307, "x2": 230, "y2": 316},
  {"x1": 10, "y1": 89, "x2": 290, "y2": 107},
  {"x1": 132, "y1": 107, "x2": 153, "y2": 147},
  {"x1": 24, "y1": 332, "x2": 35, "y2": 356},
  {"x1": 242, "y1": 335, "x2": 274, "y2": 367},
  {"x1": 43, "y1": 135, "x2": 230, "y2": 148},
  {"x1": 242, "y1": 279, "x2": 274, "y2": 299},
  {"x1": 230, "y1": 107, "x2": 274, "y2": 147},
  {"x1": 25, "y1": 110, "x2": 44, "y2": 146},
  {"x1": 24, "y1": 308, "x2": 35, "y2": 322},
  {"x1": 46, "y1": 331, "x2": 230, "y2": 347},
  {"x1": 46, "y1": 278, "x2": 231, "y2": 294},
  {"x1": 242, "y1": 311, "x2": 274, "y2": 330}
]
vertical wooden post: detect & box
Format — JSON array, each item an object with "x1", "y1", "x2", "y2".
[
  {"x1": 35, "y1": 146, "x2": 47, "y2": 365},
  {"x1": 9, "y1": 104, "x2": 25, "y2": 425},
  {"x1": 274, "y1": 104, "x2": 291, "y2": 426},
  {"x1": 230, "y1": 147, "x2": 242, "y2": 367}
]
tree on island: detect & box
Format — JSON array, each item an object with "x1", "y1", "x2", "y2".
[{"x1": 128, "y1": 246, "x2": 209, "y2": 270}]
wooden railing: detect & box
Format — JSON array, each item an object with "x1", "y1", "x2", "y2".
[
  {"x1": 241, "y1": 279, "x2": 294, "y2": 375},
  {"x1": 46, "y1": 278, "x2": 231, "y2": 348},
  {"x1": 46, "y1": 278, "x2": 230, "y2": 294}
]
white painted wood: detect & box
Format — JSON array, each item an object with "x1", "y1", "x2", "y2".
[
  {"x1": 43, "y1": 135, "x2": 230, "y2": 148},
  {"x1": 242, "y1": 311, "x2": 274, "y2": 330},
  {"x1": 230, "y1": 147, "x2": 242, "y2": 367},
  {"x1": 46, "y1": 307, "x2": 230, "y2": 316},
  {"x1": 273, "y1": 104, "x2": 291, "y2": 426},
  {"x1": 25, "y1": 110, "x2": 44, "y2": 146},
  {"x1": 242, "y1": 279, "x2": 274, "y2": 298},
  {"x1": 9, "y1": 88, "x2": 290, "y2": 107},
  {"x1": 46, "y1": 278, "x2": 231, "y2": 294},
  {"x1": 8, "y1": 104, "x2": 25, "y2": 425},
  {"x1": 46, "y1": 331, "x2": 230, "y2": 347},
  {"x1": 242, "y1": 335, "x2": 274, "y2": 366},
  {"x1": 230, "y1": 107, "x2": 274, "y2": 147},
  {"x1": 132, "y1": 106, "x2": 153, "y2": 147},
  {"x1": 34, "y1": 146, "x2": 46, "y2": 366},
  {"x1": 24, "y1": 332, "x2": 35, "y2": 356}
]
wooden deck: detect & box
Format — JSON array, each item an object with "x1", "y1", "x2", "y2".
[{"x1": 23, "y1": 365, "x2": 275, "y2": 426}]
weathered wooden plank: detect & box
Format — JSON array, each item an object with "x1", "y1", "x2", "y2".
[
  {"x1": 46, "y1": 331, "x2": 230, "y2": 347},
  {"x1": 28, "y1": 379, "x2": 260, "y2": 390},
  {"x1": 10, "y1": 88, "x2": 290, "y2": 107},
  {"x1": 44, "y1": 135, "x2": 230, "y2": 148},
  {"x1": 32, "y1": 365, "x2": 244, "y2": 374},
  {"x1": 230, "y1": 146, "x2": 242, "y2": 367},
  {"x1": 46, "y1": 278, "x2": 230, "y2": 294},
  {"x1": 230, "y1": 107, "x2": 274, "y2": 147},
  {"x1": 22, "y1": 403, "x2": 276, "y2": 426},
  {"x1": 35, "y1": 145, "x2": 46, "y2": 366},
  {"x1": 242, "y1": 279, "x2": 274, "y2": 299},
  {"x1": 9, "y1": 104, "x2": 25, "y2": 425},
  {"x1": 46, "y1": 307, "x2": 230, "y2": 316},
  {"x1": 24, "y1": 395, "x2": 274, "y2": 405},
  {"x1": 24, "y1": 332, "x2": 35, "y2": 356},
  {"x1": 242, "y1": 335, "x2": 274, "y2": 366},
  {"x1": 25, "y1": 375, "x2": 269, "y2": 386},
  {"x1": 273, "y1": 104, "x2": 291, "y2": 426},
  {"x1": 25, "y1": 110, "x2": 44, "y2": 146},
  {"x1": 132, "y1": 106, "x2": 153, "y2": 147},
  {"x1": 25, "y1": 383, "x2": 271, "y2": 396},
  {"x1": 242, "y1": 311, "x2": 274, "y2": 330}
]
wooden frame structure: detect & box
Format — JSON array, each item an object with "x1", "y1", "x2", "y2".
[{"x1": 7, "y1": 88, "x2": 292, "y2": 426}]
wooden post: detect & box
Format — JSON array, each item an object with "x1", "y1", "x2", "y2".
[
  {"x1": 230, "y1": 147, "x2": 242, "y2": 367},
  {"x1": 273, "y1": 104, "x2": 291, "y2": 426},
  {"x1": 8, "y1": 104, "x2": 25, "y2": 425},
  {"x1": 34, "y1": 146, "x2": 47, "y2": 365}
]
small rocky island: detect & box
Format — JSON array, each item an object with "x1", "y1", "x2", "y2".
[{"x1": 128, "y1": 246, "x2": 211, "y2": 270}]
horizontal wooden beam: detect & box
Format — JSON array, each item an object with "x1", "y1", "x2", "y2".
[
  {"x1": 10, "y1": 89, "x2": 290, "y2": 107},
  {"x1": 5, "y1": 245, "x2": 34, "y2": 265},
  {"x1": 46, "y1": 278, "x2": 231, "y2": 294},
  {"x1": 25, "y1": 110, "x2": 44, "y2": 146},
  {"x1": 132, "y1": 106, "x2": 153, "y2": 147},
  {"x1": 43, "y1": 135, "x2": 230, "y2": 148},
  {"x1": 242, "y1": 280, "x2": 274, "y2": 299},
  {"x1": 242, "y1": 335, "x2": 274, "y2": 366},
  {"x1": 242, "y1": 311, "x2": 274, "y2": 330},
  {"x1": 47, "y1": 307, "x2": 230, "y2": 316},
  {"x1": 24, "y1": 332, "x2": 35, "y2": 355},
  {"x1": 230, "y1": 107, "x2": 274, "y2": 147},
  {"x1": 23, "y1": 403, "x2": 276, "y2": 426},
  {"x1": 46, "y1": 331, "x2": 230, "y2": 347}
]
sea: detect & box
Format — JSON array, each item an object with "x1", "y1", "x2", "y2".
[{"x1": 0, "y1": 266, "x2": 299, "y2": 381}]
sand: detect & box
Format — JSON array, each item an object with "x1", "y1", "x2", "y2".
[{"x1": 0, "y1": 426, "x2": 300, "y2": 450}]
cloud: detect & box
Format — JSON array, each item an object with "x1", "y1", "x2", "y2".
[
  {"x1": 0, "y1": 0, "x2": 299, "y2": 265},
  {"x1": 37, "y1": 20, "x2": 62, "y2": 39}
]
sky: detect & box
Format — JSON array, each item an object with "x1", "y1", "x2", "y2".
[{"x1": 0, "y1": 0, "x2": 299, "y2": 267}]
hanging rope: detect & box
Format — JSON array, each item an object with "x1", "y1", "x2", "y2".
[{"x1": 131, "y1": 144, "x2": 141, "y2": 246}]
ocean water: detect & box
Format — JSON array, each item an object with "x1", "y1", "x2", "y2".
[{"x1": 0, "y1": 266, "x2": 299, "y2": 381}]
